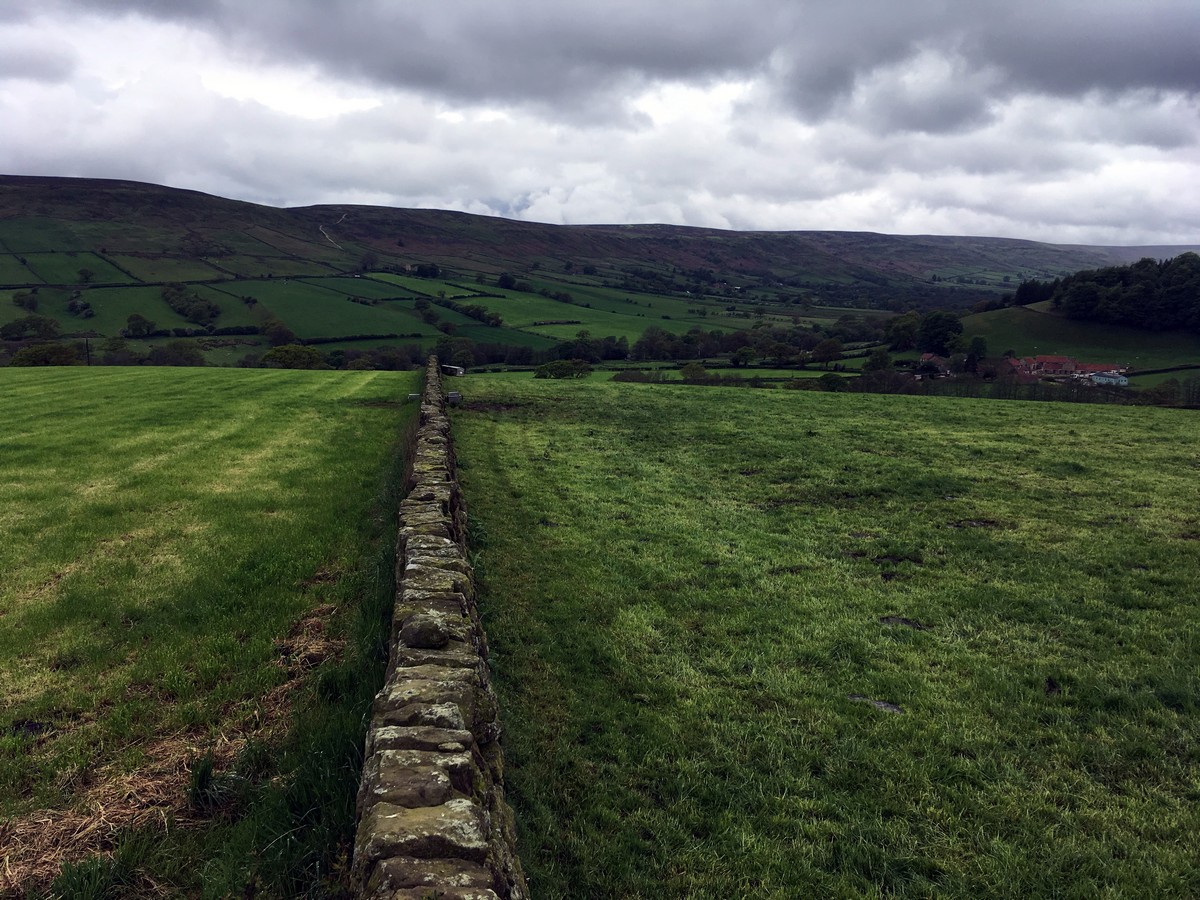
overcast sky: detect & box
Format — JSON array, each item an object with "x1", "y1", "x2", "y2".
[{"x1": 2, "y1": 1, "x2": 1198, "y2": 244}]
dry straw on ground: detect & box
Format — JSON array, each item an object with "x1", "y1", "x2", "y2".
[{"x1": 1, "y1": 605, "x2": 344, "y2": 895}]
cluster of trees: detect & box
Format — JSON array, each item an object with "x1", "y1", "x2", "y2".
[
  {"x1": 1, "y1": 315, "x2": 61, "y2": 341},
  {"x1": 534, "y1": 359, "x2": 593, "y2": 379},
  {"x1": 161, "y1": 283, "x2": 221, "y2": 326},
  {"x1": 66, "y1": 292, "x2": 94, "y2": 318},
  {"x1": 496, "y1": 273, "x2": 533, "y2": 292},
  {"x1": 432, "y1": 297, "x2": 503, "y2": 327},
  {"x1": 1014, "y1": 253, "x2": 1200, "y2": 331},
  {"x1": 884, "y1": 310, "x2": 964, "y2": 355}
]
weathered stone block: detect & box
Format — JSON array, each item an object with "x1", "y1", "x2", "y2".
[
  {"x1": 408, "y1": 555, "x2": 473, "y2": 579},
  {"x1": 404, "y1": 563, "x2": 470, "y2": 596},
  {"x1": 402, "y1": 523, "x2": 453, "y2": 538},
  {"x1": 399, "y1": 611, "x2": 455, "y2": 649},
  {"x1": 400, "y1": 511, "x2": 451, "y2": 529},
  {"x1": 368, "y1": 725, "x2": 476, "y2": 754},
  {"x1": 363, "y1": 856, "x2": 498, "y2": 900},
  {"x1": 358, "y1": 748, "x2": 472, "y2": 812},
  {"x1": 356, "y1": 799, "x2": 490, "y2": 865},
  {"x1": 372, "y1": 700, "x2": 469, "y2": 731},
  {"x1": 392, "y1": 643, "x2": 484, "y2": 673},
  {"x1": 402, "y1": 534, "x2": 463, "y2": 559}
]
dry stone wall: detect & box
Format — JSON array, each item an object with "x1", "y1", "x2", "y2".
[{"x1": 352, "y1": 358, "x2": 527, "y2": 900}]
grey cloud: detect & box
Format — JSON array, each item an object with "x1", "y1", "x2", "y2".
[
  {"x1": 0, "y1": 35, "x2": 77, "y2": 83},
  {"x1": 32, "y1": 0, "x2": 1200, "y2": 118}
]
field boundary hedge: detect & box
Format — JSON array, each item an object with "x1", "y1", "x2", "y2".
[{"x1": 351, "y1": 358, "x2": 527, "y2": 899}]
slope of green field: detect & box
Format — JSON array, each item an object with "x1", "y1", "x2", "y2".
[
  {"x1": 22, "y1": 252, "x2": 129, "y2": 285},
  {"x1": 0, "y1": 218, "x2": 90, "y2": 253},
  {"x1": 301, "y1": 276, "x2": 414, "y2": 300},
  {"x1": 213, "y1": 255, "x2": 339, "y2": 279},
  {"x1": 0, "y1": 366, "x2": 417, "y2": 895},
  {"x1": 456, "y1": 378, "x2": 1200, "y2": 898},
  {"x1": 231, "y1": 280, "x2": 420, "y2": 338},
  {"x1": 107, "y1": 254, "x2": 228, "y2": 282},
  {"x1": 964, "y1": 304, "x2": 1200, "y2": 370},
  {"x1": 0, "y1": 254, "x2": 39, "y2": 283}
]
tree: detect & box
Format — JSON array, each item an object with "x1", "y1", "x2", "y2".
[
  {"x1": 884, "y1": 311, "x2": 920, "y2": 351},
  {"x1": 917, "y1": 311, "x2": 963, "y2": 355},
  {"x1": 1, "y1": 315, "x2": 61, "y2": 341},
  {"x1": 261, "y1": 344, "x2": 329, "y2": 369},
  {"x1": 863, "y1": 347, "x2": 892, "y2": 372},
  {"x1": 77, "y1": 267, "x2": 95, "y2": 284},
  {"x1": 11, "y1": 291, "x2": 37, "y2": 312},
  {"x1": 496, "y1": 273, "x2": 517, "y2": 290},
  {"x1": 679, "y1": 362, "x2": 709, "y2": 383},
  {"x1": 534, "y1": 359, "x2": 592, "y2": 379},
  {"x1": 123, "y1": 313, "x2": 157, "y2": 338},
  {"x1": 147, "y1": 340, "x2": 206, "y2": 367},
  {"x1": 963, "y1": 336, "x2": 988, "y2": 374},
  {"x1": 10, "y1": 342, "x2": 82, "y2": 366},
  {"x1": 731, "y1": 346, "x2": 757, "y2": 368},
  {"x1": 262, "y1": 318, "x2": 298, "y2": 347},
  {"x1": 100, "y1": 337, "x2": 140, "y2": 365},
  {"x1": 811, "y1": 338, "x2": 844, "y2": 368}
]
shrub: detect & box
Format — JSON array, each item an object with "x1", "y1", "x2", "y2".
[{"x1": 535, "y1": 359, "x2": 593, "y2": 379}]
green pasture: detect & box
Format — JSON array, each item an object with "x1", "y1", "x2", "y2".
[
  {"x1": 365, "y1": 273, "x2": 483, "y2": 297},
  {"x1": 0, "y1": 254, "x2": 39, "y2": 284},
  {"x1": 106, "y1": 254, "x2": 227, "y2": 283},
  {"x1": 0, "y1": 366, "x2": 417, "y2": 895},
  {"x1": 301, "y1": 276, "x2": 415, "y2": 300},
  {"x1": 21, "y1": 252, "x2": 129, "y2": 285},
  {"x1": 232, "y1": 279, "x2": 425, "y2": 339},
  {"x1": 964, "y1": 305, "x2": 1200, "y2": 370},
  {"x1": 455, "y1": 379, "x2": 1200, "y2": 899},
  {"x1": 214, "y1": 256, "x2": 339, "y2": 279},
  {"x1": 0, "y1": 218, "x2": 89, "y2": 253}
]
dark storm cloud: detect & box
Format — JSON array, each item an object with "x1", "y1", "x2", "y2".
[{"x1": 46, "y1": 0, "x2": 1195, "y2": 114}]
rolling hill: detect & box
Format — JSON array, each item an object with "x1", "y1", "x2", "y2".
[{"x1": 1, "y1": 174, "x2": 1198, "y2": 365}]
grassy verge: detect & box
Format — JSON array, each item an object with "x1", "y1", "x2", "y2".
[
  {"x1": 454, "y1": 377, "x2": 1200, "y2": 898},
  {"x1": 0, "y1": 366, "x2": 419, "y2": 896}
]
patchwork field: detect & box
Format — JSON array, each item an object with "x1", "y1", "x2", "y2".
[
  {"x1": 0, "y1": 366, "x2": 417, "y2": 896},
  {"x1": 454, "y1": 377, "x2": 1200, "y2": 898}
]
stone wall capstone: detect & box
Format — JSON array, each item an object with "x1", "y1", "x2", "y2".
[{"x1": 352, "y1": 358, "x2": 527, "y2": 900}]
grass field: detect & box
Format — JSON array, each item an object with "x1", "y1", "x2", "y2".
[
  {"x1": 0, "y1": 254, "x2": 39, "y2": 283},
  {"x1": 231, "y1": 279, "x2": 425, "y2": 338},
  {"x1": 21, "y1": 252, "x2": 130, "y2": 285},
  {"x1": 107, "y1": 255, "x2": 228, "y2": 283},
  {"x1": 0, "y1": 367, "x2": 418, "y2": 896},
  {"x1": 454, "y1": 377, "x2": 1200, "y2": 898},
  {"x1": 964, "y1": 304, "x2": 1200, "y2": 371}
]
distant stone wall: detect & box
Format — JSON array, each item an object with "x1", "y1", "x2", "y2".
[{"x1": 352, "y1": 358, "x2": 527, "y2": 900}]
